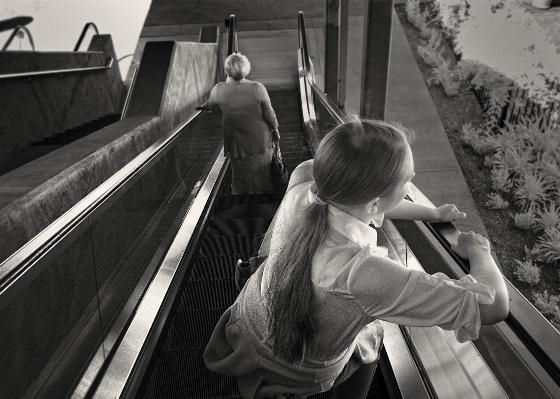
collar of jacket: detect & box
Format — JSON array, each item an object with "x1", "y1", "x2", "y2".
[{"x1": 306, "y1": 183, "x2": 388, "y2": 257}]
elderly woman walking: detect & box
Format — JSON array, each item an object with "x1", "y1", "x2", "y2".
[{"x1": 200, "y1": 53, "x2": 281, "y2": 195}]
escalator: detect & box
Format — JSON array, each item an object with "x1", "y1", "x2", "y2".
[
  {"x1": 2, "y1": 12, "x2": 560, "y2": 399},
  {"x1": 134, "y1": 88, "x2": 389, "y2": 399}
]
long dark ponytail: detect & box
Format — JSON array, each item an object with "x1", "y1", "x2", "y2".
[{"x1": 267, "y1": 117, "x2": 413, "y2": 363}]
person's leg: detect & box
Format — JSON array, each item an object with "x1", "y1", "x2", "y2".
[{"x1": 332, "y1": 361, "x2": 378, "y2": 399}]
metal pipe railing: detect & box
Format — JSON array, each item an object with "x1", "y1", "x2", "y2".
[
  {"x1": 73, "y1": 22, "x2": 99, "y2": 51},
  {"x1": 0, "y1": 56, "x2": 113, "y2": 80},
  {"x1": 1, "y1": 25, "x2": 35, "y2": 51}
]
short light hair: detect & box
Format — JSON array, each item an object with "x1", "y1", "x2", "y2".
[{"x1": 225, "y1": 53, "x2": 251, "y2": 80}]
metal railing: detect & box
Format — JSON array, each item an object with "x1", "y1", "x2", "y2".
[
  {"x1": 121, "y1": 67, "x2": 139, "y2": 120},
  {"x1": 73, "y1": 22, "x2": 99, "y2": 51},
  {"x1": 0, "y1": 56, "x2": 113, "y2": 80},
  {"x1": 1, "y1": 25, "x2": 35, "y2": 51}
]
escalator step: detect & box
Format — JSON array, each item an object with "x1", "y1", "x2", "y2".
[
  {"x1": 163, "y1": 310, "x2": 229, "y2": 349},
  {"x1": 191, "y1": 254, "x2": 253, "y2": 280},
  {"x1": 270, "y1": 95, "x2": 300, "y2": 111},
  {"x1": 268, "y1": 89, "x2": 298, "y2": 98},
  {"x1": 280, "y1": 123, "x2": 303, "y2": 133},
  {"x1": 214, "y1": 192, "x2": 279, "y2": 208},
  {"x1": 141, "y1": 348, "x2": 240, "y2": 399},
  {"x1": 212, "y1": 202, "x2": 278, "y2": 220},
  {"x1": 206, "y1": 218, "x2": 273, "y2": 237},
  {"x1": 176, "y1": 278, "x2": 237, "y2": 314},
  {"x1": 199, "y1": 234, "x2": 264, "y2": 258},
  {"x1": 276, "y1": 109, "x2": 302, "y2": 125}
]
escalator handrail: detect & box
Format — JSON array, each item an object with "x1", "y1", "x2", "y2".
[
  {"x1": 227, "y1": 14, "x2": 238, "y2": 56},
  {"x1": 407, "y1": 184, "x2": 560, "y2": 384},
  {"x1": 297, "y1": 11, "x2": 314, "y2": 83},
  {"x1": 74, "y1": 22, "x2": 99, "y2": 51},
  {"x1": 0, "y1": 109, "x2": 203, "y2": 309}
]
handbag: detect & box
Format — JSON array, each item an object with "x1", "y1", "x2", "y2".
[
  {"x1": 235, "y1": 256, "x2": 267, "y2": 291},
  {"x1": 271, "y1": 142, "x2": 289, "y2": 198}
]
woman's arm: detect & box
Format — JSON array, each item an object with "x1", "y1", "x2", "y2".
[
  {"x1": 258, "y1": 83, "x2": 279, "y2": 130},
  {"x1": 452, "y1": 232, "x2": 509, "y2": 324},
  {"x1": 199, "y1": 84, "x2": 220, "y2": 110},
  {"x1": 384, "y1": 199, "x2": 466, "y2": 223}
]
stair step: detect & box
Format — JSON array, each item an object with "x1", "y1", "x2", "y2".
[
  {"x1": 192, "y1": 253, "x2": 254, "y2": 280},
  {"x1": 198, "y1": 234, "x2": 264, "y2": 258},
  {"x1": 276, "y1": 109, "x2": 302, "y2": 125},
  {"x1": 176, "y1": 279, "x2": 238, "y2": 313},
  {"x1": 142, "y1": 347, "x2": 239, "y2": 399},
  {"x1": 1, "y1": 145, "x2": 64, "y2": 173},
  {"x1": 270, "y1": 96, "x2": 300, "y2": 111},
  {"x1": 214, "y1": 192, "x2": 279, "y2": 208},
  {"x1": 212, "y1": 202, "x2": 278, "y2": 220},
  {"x1": 206, "y1": 217, "x2": 272, "y2": 237}
]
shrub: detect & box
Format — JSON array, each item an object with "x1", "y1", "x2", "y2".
[
  {"x1": 539, "y1": 227, "x2": 560, "y2": 264},
  {"x1": 406, "y1": 0, "x2": 423, "y2": 27},
  {"x1": 491, "y1": 168, "x2": 512, "y2": 193},
  {"x1": 513, "y1": 171, "x2": 549, "y2": 211},
  {"x1": 552, "y1": 315, "x2": 560, "y2": 331},
  {"x1": 428, "y1": 59, "x2": 461, "y2": 97},
  {"x1": 406, "y1": 0, "x2": 432, "y2": 38},
  {"x1": 485, "y1": 193, "x2": 509, "y2": 209},
  {"x1": 533, "y1": 290, "x2": 560, "y2": 317},
  {"x1": 514, "y1": 259, "x2": 540, "y2": 285},
  {"x1": 492, "y1": 122, "x2": 522, "y2": 153},
  {"x1": 538, "y1": 152, "x2": 560, "y2": 184},
  {"x1": 460, "y1": 123, "x2": 483, "y2": 146},
  {"x1": 417, "y1": 28, "x2": 445, "y2": 67},
  {"x1": 493, "y1": 147, "x2": 533, "y2": 176},
  {"x1": 534, "y1": 202, "x2": 560, "y2": 233},
  {"x1": 518, "y1": 116, "x2": 560, "y2": 155},
  {"x1": 512, "y1": 212, "x2": 535, "y2": 230}
]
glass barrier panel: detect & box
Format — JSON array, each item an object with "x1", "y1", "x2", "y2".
[
  {"x1": 89, "y1": 110, "x2": 224, "y2": 342},
  {"x1": 0, "y1": 221, "x2": 102, "y2": 399},
  {"x1": 312, "y1": 89, "x2": 339, "y2": 140}
]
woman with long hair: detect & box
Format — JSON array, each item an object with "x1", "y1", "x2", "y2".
[
  {"x1": 200, "y1": 53, "x2": 280, "y2": 195},
  {"x1": 204, "y1": 117, "x2": 509, "y2": 399}
]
